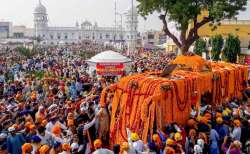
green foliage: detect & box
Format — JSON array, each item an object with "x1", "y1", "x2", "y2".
[
  {"x1": 27, "y1": 71, "x2": 45, "y2": 80},
  {"x1": 16, "y1": 47, "x2": 38, "y2": 58},
  {"x1": 137, "y1": 0, "x2": 247, "y2": 31},
  {"x1": 137, "y1": 0, "x2": 247, "y2": 54},
  {"x1": 193, "y1": 38, "x2": 207, "y2": 56},
  {"x1": 223, "y1": 34, "x2": 241, "y2": 63},
  {"x1": 210, "y1": 35, "x2": 224, "y2": 61}
]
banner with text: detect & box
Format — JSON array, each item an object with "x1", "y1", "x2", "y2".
[{"x1": 96, "y1": 63, "x2": 124, "y2": 76}]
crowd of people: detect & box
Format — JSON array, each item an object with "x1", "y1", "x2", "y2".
[{"x1": 0, "y1": 47, "x2": 249, "y2": 154}]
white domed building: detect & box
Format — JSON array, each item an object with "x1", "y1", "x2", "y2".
[{"x1": 31, "y1": 0, "x2": 139, "y2": 46}]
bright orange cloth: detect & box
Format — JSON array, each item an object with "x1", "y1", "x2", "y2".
[
  {"x1": 22, "y1": 143, "x2": 33, "y2": 154},
  {"x1": 52, "y1": 124, "x2": 61, "y2": 136}
]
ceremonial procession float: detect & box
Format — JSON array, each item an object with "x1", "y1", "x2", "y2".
[{"x1": 100, "y1": 54, "x2": 248, "y2": 145}]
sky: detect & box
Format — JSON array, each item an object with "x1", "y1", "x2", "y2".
[{"x1": 0, "y1": 0, "x2": 250, "y2": 32}]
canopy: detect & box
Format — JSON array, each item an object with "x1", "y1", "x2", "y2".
[{"x1": 87, "y1": 50, "x2": 131, "y2": 63}]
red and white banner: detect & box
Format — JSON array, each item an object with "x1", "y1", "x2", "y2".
[{"x1": 96, "y1": 63, "x2": 124, "y2": 76}]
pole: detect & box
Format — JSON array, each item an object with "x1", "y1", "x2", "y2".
[
  {"x1": 114, "y1": 0, "x2": 117, "y2": 42},
  {"x1": 131, "y1": 0, "x2": 134, "y2": 54}
]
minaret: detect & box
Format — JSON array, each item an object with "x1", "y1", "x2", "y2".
[{"x1": 34, "y1": 0, "x2": 48, "y2": 39}]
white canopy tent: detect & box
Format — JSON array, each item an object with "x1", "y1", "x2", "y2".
[
  {"x1": 88, "y1": 50, "x2": 131, "y2": 63},
  {"x1": 87, "y1": 50, "x2": 132, "y2": 76}
]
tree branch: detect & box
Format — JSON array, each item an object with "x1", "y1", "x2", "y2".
[
  {"x1": 187, "y1": 16, "x2": 213, "y2": 47},
  {"x1": 159, "y1": 14, "x2": 181, "y2": 48}
]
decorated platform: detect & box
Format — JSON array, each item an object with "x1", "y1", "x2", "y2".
[{"x1": 101, "y1": 55, "x2": 248, "y2": 144}]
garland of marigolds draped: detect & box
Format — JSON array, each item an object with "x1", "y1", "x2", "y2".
[{"x1": 103, "y1": 61, "x2": 248, "y2": 145}]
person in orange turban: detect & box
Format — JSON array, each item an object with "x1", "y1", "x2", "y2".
[
  {"x1": 187, "y1": 118, "x2": 197, "y2": 128},
  {"x1": 166, "y1": 138, "x2": 175, "y2": 146},
  {"x1": 52, "y1": 124, "x2": 61, "y2": 137},
  {"x1": 93, "y1": 139, "x2": 114, "y2": 153},
  {"x1": 232, "y1": 119, "x2": 241, "y2": 141},
  {"x1": 200, "y1": 116, "x2": 208, "y2": 124},
  {"x1": 29, "y1": 124, "x2": 36, "y2": 130},
  {"x1": 41, "y1": 120, "x2": 48, "y2": 127},
  {"x1": 198, "y1": 116, "x2": 210, "y2": 132},
  {"x1": 39, "y1": 145, "x2": 50, "y2": 154},
  {"x1": 152, "y1": 134, "x2": 163, "y2": 152},
  {"x1": 12, "y1": 124, "x2": 19, "y2": 130},
  {"x1": 67, "y1": 113, "x2": 74, "y2": 127},
  {"x1": 234, "y1": 119, "x2": 241, "y2": 127},
  {"x1": 216, "y1": 112, "x2": 222, "y2": 118},
  {"x1": 36, "y1": 106, "x2": 46, "y2": 124},
  {"x1": 216, "y1": 117, "x2": 223, "y2": 124},
  {"x1": 22, "y1": 143, "x2": 33, "y2": 154},
  {"x1": 121, "y1": 142, "x2": 129, "y2": 153},
  {"x1": 62, "y1": 143, "x2": 71, "y2": 153},
  {"x1": 204, "y1": 113, "x2": 212, "y2": 120},
  {"x1": 94, "y1": 139, "x2": 102, "y2": 149}
]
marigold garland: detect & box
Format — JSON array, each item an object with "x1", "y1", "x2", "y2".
[{"x1": 100, "y1": 56, "x2": 248, "y2": 145}]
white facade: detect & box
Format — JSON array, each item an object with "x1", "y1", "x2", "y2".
[{"x1": 33, "y1": 0, "x2": 138, "y2": 46}]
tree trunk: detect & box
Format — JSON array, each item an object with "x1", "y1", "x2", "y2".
[{"x1": 180, "y1": 44, "x2": 189, "y2": 54}]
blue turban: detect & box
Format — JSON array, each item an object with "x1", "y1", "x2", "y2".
[
  {"x1": 53, "y1": 141, "x2": 62, "y2": 148},
  {"x1": 32, "y1": 135, "x2": 41, "y2": 143}
]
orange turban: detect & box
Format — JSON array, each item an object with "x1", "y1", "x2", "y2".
[
  {"x1": 234, "y1": 120, "x2": 241, "y2": 127},
  {"x1": 41, "y1": 120, "x2": 48, "y2": 127},
  {"x1": 67, "y1": 119, "x2": 74, "y2": 127},
  {"x1": 22, "y1": 143, "x2": 33, "y2": 154},
  {"x1": 187, "y1": 119, "x2": 196, "y2": 127},
  {"x1": 12, "y1": 124, "x2": 19, "y2": 130},
  {"x1": 29, "y1": 124, "x2": 36, "y2": 130},
  {"x1": 121, "y1": 142, "x2": 129, "y2": 152},
  {"x1": 216, "y1": 117, "x2": 223, "y2": 124},
  {"x1": 166, "y1": 138, "x2": 174, "y2": 146},
  {"x1": 36, "y1": 116, "x2": 43, "y2": 124},
  {"x1": 200, "y1": 117, "x2": 208, "y2": 124},
  {"x1": 62, "y1": 143, "x2": 71, "y2": 152},
  {"x1": 152, "y1": 134, "x2": 160, "y2": 142},
  {"x1": 39, "y1": 145, "x2": 50, "y2": 154},
  {"x1": 25, "y1": 122, "x2": 32, "y2": 129},
  {"x1": 94, "y1": 139, "x2": 102, "y2": 149},
  {"x1": 52, "y1": 124, "x2": 61, "y2": 136},
  {"x1": 216, "y1": 112, "x2": 222, "y2": 118},
  {"x1": 16, "y1": 93, "x2": 22, "y2": 101},
  {"x1": 152, "y1": 134, "x2": 162, "y2": 145},
  {"x1": 204, "y1": 113, "x2": 212, "y2": 120},
  {"x1": 31, "y1": 94, "x2": 37, "y2": 100}
]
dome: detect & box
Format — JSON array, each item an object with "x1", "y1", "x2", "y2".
[
  {"x1": 82, "y1": 20, "x2": 92, "y2": 26},
  {"x1": 34, "y1": 0, "x2": 46, "y2": 13}
]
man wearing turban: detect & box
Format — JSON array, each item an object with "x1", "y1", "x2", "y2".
[
  {"x1": 22, "y1": 143, "x2": 33, "y2": 154},
  {"x1": 92, "y1": 139, "x2": 113, "y2": 154}
]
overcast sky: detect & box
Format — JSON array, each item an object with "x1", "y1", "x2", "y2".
[{"x1": 0, "y1": 0, "x2": 249, "y2": 32}]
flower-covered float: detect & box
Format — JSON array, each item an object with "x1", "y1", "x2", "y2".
[{"x1": 100, "y1": 54, "x2": 248, "y2": 144}]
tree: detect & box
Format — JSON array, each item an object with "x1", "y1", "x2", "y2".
[
  {"x1": 16, "y1": 47, "x2": 37, "y2": 59},
  {"x1": 193, "y1": 38, "x2": 207, "y2": 56},
  {"x1": 137, "y1": 0, "x2": 247, "y2": 54},
  {"x1": 223, "y1": 34, "x2": 241, "y2": 63},
  {"x1": 210, "y1": 35, "x2": 224, "y2": 61}
]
